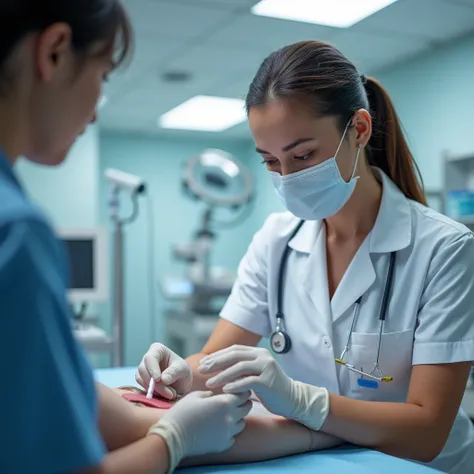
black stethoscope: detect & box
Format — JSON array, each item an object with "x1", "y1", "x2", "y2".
[{"x1": 270, "y1": 219, "x2": 397, "y2": 388}]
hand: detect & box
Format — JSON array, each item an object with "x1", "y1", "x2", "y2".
[
  {"x1": 199, "y1": 345, "x2": 330, "y2": 431},
  {"x1": 199, "y1": 345, "x2": 294, "y2": 417},
  {"x1": 148, "y1": 391, "x2": 252, "y2": 471},
  {"x1": 136, "y1": 343, "x2": 193, "y2": 400}
]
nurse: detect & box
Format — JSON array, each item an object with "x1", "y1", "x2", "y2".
[
  {"x1": 138, "y1": 40, "x2": 474, "y2": 473},
  {"x1": 0, "y1": 1, "x2": 250, "y2": 473}
]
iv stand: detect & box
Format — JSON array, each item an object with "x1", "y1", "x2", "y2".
[{"x1": 108, "y1": 185, "x2": 143, "y2": 367}]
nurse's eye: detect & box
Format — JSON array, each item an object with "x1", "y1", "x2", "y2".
[
  {"x1": 261, "y1": 159, "x2": 278, "y2": 166},
  {"x1": 293, "y1": 151, "x2": 313, "y2": 161}
]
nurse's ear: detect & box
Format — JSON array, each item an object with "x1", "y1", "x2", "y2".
[
  {"x1": 35, "y1": 23, "x2": 74, "y2": 83},
  {"x1": 352, "y1": 109, "x2": 372, "y2": 149}
]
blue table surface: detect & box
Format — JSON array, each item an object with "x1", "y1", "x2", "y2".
[{"x1": 95, "y1": 367, "x2": 440, "y2": 473}]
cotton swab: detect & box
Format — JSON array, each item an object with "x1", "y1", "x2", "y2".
[{"x1": 146, "y1": 378, "x2": 156, "y2": 399}]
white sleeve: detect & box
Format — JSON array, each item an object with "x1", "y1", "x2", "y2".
[
  {"x1": 220, "y1": 215, "x2": 276, "y2": 337},
  {"x1": 413, "y1": 232, "x2": 474, "y2": 365}
]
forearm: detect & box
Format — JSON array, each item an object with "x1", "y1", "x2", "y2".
[
  {"x1": 98, "y1": 435, "x2": 170, "y2": 474},
  {"x1": 181, "y1": 415, "x2": 342, "y2": 467},
  {"x1": 96, "y1": 383, "x2": 166, "y2": 451},
  {"x1": 322, "y1": 395, "x2": 442, "y2": 462},
  {"x1": 186, "y1": 352, "x2": 216, "y2": 392}
]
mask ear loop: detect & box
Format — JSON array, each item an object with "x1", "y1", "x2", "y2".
[{"x1": 350, "y1": 144, "x2": 363, "y2": 181}]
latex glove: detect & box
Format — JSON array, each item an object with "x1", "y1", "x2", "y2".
[
  {"x1": 148, "y1": 390, "x2": 252, "y2": 472},
  {"x1": 136, "y1": 343, "x2": 192, "y2": 400},
  {"x1": 199, "y1": 345, "x2": 330, "y2": 432}
]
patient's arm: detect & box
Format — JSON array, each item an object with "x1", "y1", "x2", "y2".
[
  {"x1": 97, "y1": 383, "x2": 342, "y2": 465},
  {"x1": 182, "y1": 416, "x2": 342, "y2": 467},
  {"x1": 96, "y1": 382, "x2": 167, "y2": 451}
]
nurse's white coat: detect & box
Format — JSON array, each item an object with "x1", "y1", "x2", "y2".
[{"x1": 221, "y1": 169, "x2": 474, "y2": 473}]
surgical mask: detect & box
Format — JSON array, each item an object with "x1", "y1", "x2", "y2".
[{"x1": 270, "y1": 119, "x2": 362, "y2": 221}]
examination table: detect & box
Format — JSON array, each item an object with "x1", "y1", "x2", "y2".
[{"x1": 95, "y1": 367, "x2": 440, "y2": 473}]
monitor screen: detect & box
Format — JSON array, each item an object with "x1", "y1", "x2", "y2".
[{"x1": 63, "y1": 239, "x2": 95, "y2": 290}]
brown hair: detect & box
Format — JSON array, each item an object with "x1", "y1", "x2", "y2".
[
  {"x1": 0, "y1": 0, "x2": 133, "y2": 89},
  {"x1": 246, "y1": 40, "x2": 426, "y2": 205}
]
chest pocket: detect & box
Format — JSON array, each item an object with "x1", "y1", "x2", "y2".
[{"x1": 347, "y1": 329, "x2": 414, "y2": 402}]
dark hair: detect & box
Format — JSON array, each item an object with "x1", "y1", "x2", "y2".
[
  {"x1": 0, "y1": 0, "x2": 133, "y2": 87},
  {"x1": 246, "y1": 41, "x2": 426, "y2": 205}
]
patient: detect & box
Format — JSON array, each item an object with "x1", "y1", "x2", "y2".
[{"x1": 99, "y1": 383, "x2": 342, "y2": 468}]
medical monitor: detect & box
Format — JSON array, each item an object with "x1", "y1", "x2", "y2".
[{"x1": 57, "y1": 228, "x2": 109, "y2": 303}]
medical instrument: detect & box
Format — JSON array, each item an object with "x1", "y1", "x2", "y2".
[
  {"x1": 106, "y1": 169, "x2": 146, "y2": 366},
  {"x1": 146, "y1": 378, "x2": 155, "y2": 399},
  {"x1": 105, "y1": 168, "x2": 146, "y2": 195},
  {"x1": 335, "y1": 251, "x2": 396, "y2": 388},
  {"x1": 162, "y1": 149, "x2": 255, "y2": 356},
  {"x1": 270, "y1": 220, "x2": 396, "y2": 387},
  {"x1": 270, "y1": 220, "x2": 305, "y2": 354}
]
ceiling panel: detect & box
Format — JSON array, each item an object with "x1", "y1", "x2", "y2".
[
  {"x1": 163, "y1": 43, "x2": 268, "y2": 93},
  {"x1": 106, "y1": 37, "x2": 186, "y2": 99},
  {"x1": 353, "y1": 0, "x2": 474, "y2": 41},
  {"x1": 100, "y1": 0, "x2": 474, "y2": 138},
  {"x1": 151, "y1": 0, "x2": 257, "y2": 10},
  {"x1": 332, "y1": 29, "x2": 430, "y2": 73},
  {"x1": 202, "y1": 13, "x2": 339, "y2": 50},
  {"x1": 121, "y1": 0, "x2": 233, "y2": 40}
]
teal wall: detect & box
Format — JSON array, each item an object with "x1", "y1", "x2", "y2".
[
  {"x1": 375, "y1": 34, "x2": 474, "y2": 190},
  {"x1": 98, "y1": 132, "x2": 268, "y2": 365},
  {"x1": 15, "y1": 126, "x2": 100, "y2": 227}
]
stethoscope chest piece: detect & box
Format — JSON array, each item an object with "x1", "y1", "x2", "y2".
[{"x1": 270, "y1": 330, "x2": 291, "y2": 354}]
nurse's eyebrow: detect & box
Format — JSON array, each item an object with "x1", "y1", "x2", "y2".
[{"x1": 256, "y1": 138, "x2": 315, "y2": 155}]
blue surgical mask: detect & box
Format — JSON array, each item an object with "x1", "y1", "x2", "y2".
[{"x1": 270, "y1": 119, "x2": 362, "y2": 221}]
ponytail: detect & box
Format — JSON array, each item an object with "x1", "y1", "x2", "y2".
[{"x1": 364, "y1": 77, "x2": 426, "y2": 205}]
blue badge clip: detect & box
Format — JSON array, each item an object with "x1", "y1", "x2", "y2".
[{"x1": 357, "y1": 378, "x2": 379, "y2": 389}]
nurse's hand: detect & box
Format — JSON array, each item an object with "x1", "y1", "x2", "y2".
[
  {"x1": 199, "y1": 345, "x2": 330, "y2": 431},
  {"x1": 199, "y1": 345, "x2": 294, "y2": 416},
  {"x1": 136, "y1": 343, "x2": 193, "y2": 400},
  {"x1": 148, "y1": 391, "x2": 252, "y2": 471}
]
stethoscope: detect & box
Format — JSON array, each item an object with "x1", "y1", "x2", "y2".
[{"x1": 270, "y1": 220, "x2": 396, "y2": 389}]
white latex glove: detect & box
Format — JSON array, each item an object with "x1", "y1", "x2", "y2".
[
  {"x1": 148, "y1": 390, "x2": 252, "y2": 472},
  {"x1": 199, "y1": 345, "x2": 330, "y2": 432},
  {"x1": 136, "y1": 343, "x2": 193, "y2": 400}
]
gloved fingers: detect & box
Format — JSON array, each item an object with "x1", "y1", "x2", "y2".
[
  {"x1": 161, "y1": 362, "x2": 190, "y2": 386},
  {"x1": 206, "y1": 361, "x2": 261, "y2": 389},
  {"x1": 234, "y1": 399, "x2": 253, "y2": 420},
  {"x1": 153, "y1": 382, "x2": 177, "y2": 400},
  {"x1": 200, "y1": 345, "x2": 256, "y2": 365},
  {"x1": 222, "y1": 375, "x2": 260, "y2": 394},
  {"x1": 199, "y1": 349, "x2": 257, "y2": 375},
  {"x1": 144, "y1": 353, "x2": 163, "y2": 382},
  {"x1": 188, "y1": 390, "x2": 214, "y2": 400},
  {"x1": 136, "y1": 365, "x2": 152, "y2": 389},
  {"x1": 230, "y1": 419, "x2": 247, "y2": 437}
]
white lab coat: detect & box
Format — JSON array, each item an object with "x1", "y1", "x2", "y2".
[{"x1": 221, "y1": 169, "x2": 474, "y2": 473}]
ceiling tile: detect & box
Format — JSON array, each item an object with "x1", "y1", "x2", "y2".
[
  {"x1": 163, "y1": 43, "x2": 267, "y2": 93},
  {"x1": 150, "y1": 0, "x2": 257, "y2": 10},
  {"x1": 331, "y1": 29, "x2": 430, "y2": 73},
  {"x1": 353, "y1": 0, "x2": 474, "y2": 41},
  {"x1": 202, "y1": 13, "x2": 339, "y2": 50},
  {"x1": 121, "y1": 0, "x2": 233, "y2": 40}
]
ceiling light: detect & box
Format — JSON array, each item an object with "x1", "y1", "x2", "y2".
[
  {"x1": 159, "y1": 95, "x2": 246, "y2": 132},
  {"x1": 251, "y1": 0, "x2": 399, "y2": 28}
]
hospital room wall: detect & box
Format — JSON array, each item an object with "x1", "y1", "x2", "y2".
[
  {"x1": 15, "y1": 126, "x2": 100, "y2": 227},
  {"x1": 98, "y1": 132, "x2": 265, "y2": 365},
  {"x1": 374, "y1": 33, "x2": 474, "y2": 190}
]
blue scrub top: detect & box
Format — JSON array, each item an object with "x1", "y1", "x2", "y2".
[{"x1": 0, "y1": 152, "x2": 105, "y2": 473}]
